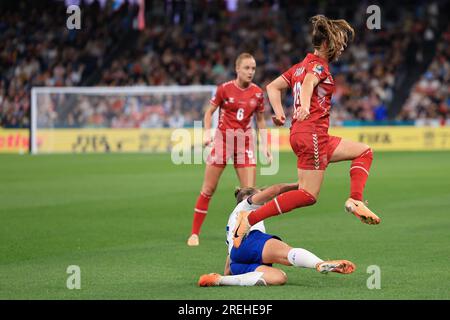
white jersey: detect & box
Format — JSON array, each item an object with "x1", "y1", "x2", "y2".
[{"x1": 226, "y1": 198, "x2": 265, "y2": 254}]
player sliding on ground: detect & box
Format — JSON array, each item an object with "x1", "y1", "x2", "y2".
[
  {"x1": 233, "y1": 15, "x2": 381, "y2": 249},
  {"x1": 188, "y1": 53, "x2": 271, "y2": 246},
  {"x1": 198, "y1": 184, "x2": 355, "y2": 287}
]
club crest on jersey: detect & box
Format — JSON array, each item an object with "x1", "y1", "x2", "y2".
[
  {"x1": 313, "y1": 64, "x2": 324, "y2": 75},
  {"x1": 249, "y1": 98, "x2": 257, "y2": 107},
  {"x1": 226, "y1": 97, "x2": 235, "y2": 104},
  {"x1": 294, "y1": 67, "x2": 304, "y2": 77}
]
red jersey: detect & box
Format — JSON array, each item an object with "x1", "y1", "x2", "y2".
[
  {"x1": 282, "y1": 53, "x2": 335, "y2": 134},
  {"x1": 210, "y1": 80, "x2": 264, "y2": 131}
]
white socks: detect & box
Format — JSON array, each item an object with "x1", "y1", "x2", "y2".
[
  {"x1": 219, "y1": 271, "x2": 266, "y2": 286},
  {"x1": 215, "y1": 248, "x2": 323, "y2": 286},
  {"x1": 287, "y1": 248, "x2": 323, "y2": 269}
]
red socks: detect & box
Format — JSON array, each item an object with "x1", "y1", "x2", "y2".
[
  {"x1": 248, "y1": 189, "x2": 316, "y2": 226},
  {"x1": 350, "y1": 148, "x2": 373, "y2": 201},
  {"x1": 191, "y1": 148, "x2": 372, "y2": 233},
  {"x1": 191, "y1": 192, "x2": 211, "y2": 235}
]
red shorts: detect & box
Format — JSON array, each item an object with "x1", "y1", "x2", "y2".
[
  {"x1": 290, "y1": 132, "x2": 341, "y2": 170},
  {"x1": 207, "y1": 129, "x2": 256, "y2": 168}
]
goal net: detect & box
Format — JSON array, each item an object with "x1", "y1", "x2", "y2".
[{"x1": 30, "y1": 86, "x2": 216, "y2": 154}]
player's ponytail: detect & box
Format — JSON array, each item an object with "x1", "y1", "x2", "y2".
[{"x1": 311, "y1": 15, "x2": 354, "y2": 61}]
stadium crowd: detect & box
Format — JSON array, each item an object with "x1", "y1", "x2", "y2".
[
  {"x1": 0, "y1": 0, "x2": 448, "y2": 129},
  {"x1": 36, "y1": 92, "x2": 208, "y2": 129},
  {"x1": 0, "y1": 0, "x2": 138, "y2": 128},
  {"x1": 399, "y1": 25, "x2": 450, "y2": 126}
]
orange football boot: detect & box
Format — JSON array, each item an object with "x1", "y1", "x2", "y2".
[
  {"x1": 232, "y1": 211, "x2": 251, "y2": 248},
  {"x1": 316, "y1": 260, "x2": 356, "y2": 274},
  {"x1": 345, "y1": 198, "x2": 381, "y2": 225},
  {"x1": 198, "y1": 273, "x2": 221, "y2": 287}
]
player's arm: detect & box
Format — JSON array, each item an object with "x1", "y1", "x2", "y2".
[
  {"x1": 255, "y1": 112, "x2": 272, "y2": 163},
  {"x1": 251, "y1": 183, "x2": 299, "y2": 205},
  {"x1": 266, "y1": 76, "x2": 289, "y2": 126},
  {"x1": 296, "y1": 73, "x2": 320, "y2": 121},
  {"x1": 203, "y1": 103, "x2": 219, "y2": 146},
  {"x1": 224, "y1": 255, "x2": 231, "y2": 275},
  {"x1": 255, "y1": 111, "x2": 267, "y2": 130}
]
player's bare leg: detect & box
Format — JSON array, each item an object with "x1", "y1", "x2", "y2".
[
  {"x1": 235, "y1": 166, "x2": 256, "y2": 188},
  {"x1": 330, "y1": 138, "x2": 380, "y2": 225},
  {"x1": 296, "y1": 168, "x2": 324, "y2": 200},
  {"x1": 188, "y1": 164, "x2": 225, "y2": 246},
  {"x1": 329, "y1": 139, "x2": 369, "y2": 163},
  {"x1": 255, "y1": 265, "x2": 287, "y2": 285},
  {"x1": 261, "y1": 238, "x2": 292, "y2": 266},
  {"x1": 262, "y1": 238, "x2": 355, "y2": 275},
  {"x1": 233, "y1": 169, "x2": 322, "y2": 248}
]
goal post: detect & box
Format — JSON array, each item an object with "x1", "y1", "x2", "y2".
[{"x1": 30, "y1": 86, "x2": 217, "y2": 154}]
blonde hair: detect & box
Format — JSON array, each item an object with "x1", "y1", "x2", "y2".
[
  {"x1": 235, "y1": 52, "x2": 255, "y2": 68},
  {"x1": 310, "y1": 15, "x2": 355, "y2": 61}
]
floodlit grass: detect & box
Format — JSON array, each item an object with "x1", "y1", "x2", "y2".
[{"x1": 1, "y1": 152, "x2": 449, "y2": 299}]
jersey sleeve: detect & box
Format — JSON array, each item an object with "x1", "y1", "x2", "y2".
[
  {"x1": 306, "y1": 62, "x2": 328, "y2": 82},
  {"x1": 281, "y1": 65, "x2": 296, "y2": 88},
  {"x1": 210, "y1": 84, "x2": 224, "y2": 107}
]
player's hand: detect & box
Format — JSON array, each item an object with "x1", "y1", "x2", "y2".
[
  {"x1": 272, "y1": 114, "x2": 286, "y2": 126},
  {"x1": 294, "y1": 107, "x2": 310, "y2": 121},
  {"x1": 203, "y1": 134, "x2": 212, "y2": 146},
  {"x1": 264, "y1": 149, "x2": 273, "y2": 164}
]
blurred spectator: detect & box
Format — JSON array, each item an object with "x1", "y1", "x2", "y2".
[
  {"x1": 0, "y1": 0, "x2": 138, "y2": 128},
  {"x1": 400, "y1": 25, "x2": 450, "y2": 126},
  {"x1": 1, "y1": 0, "x2": 448, "y2": 129}
]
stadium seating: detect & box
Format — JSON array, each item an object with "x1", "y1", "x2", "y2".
[
  {"x1": 399, "y1": 25, "x2": 450, "y2": 126},
  {"x1": 0, "y1": 0, "x2": 448, "y2": 129}
]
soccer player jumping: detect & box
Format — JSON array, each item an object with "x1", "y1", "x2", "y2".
[
  {"x1": 233, "y1": 15, "x2": 381, "y2": 249},
  {"x1": 198, "y1": 185, "x2": 355, "y2": 287},
  {"x1": 188, "y1": 53, "x2": 272, "y2": 246}
]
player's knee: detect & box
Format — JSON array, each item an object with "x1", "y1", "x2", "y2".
[
  {"x1": 279, "y1": 270, "x2": 288, "y2": 285},
  {"x1": 357, "y1": 147, "x2": 373, "y2": 162},
  {"x1": 360, "y1": 145, "x2": 372, "y2": 158},
  {"x1": 265, "y1": 270, "x2": 288, "y2": 286},
  {"x1": 273, "y1": 271, "x2": 288, "y2": 286}
]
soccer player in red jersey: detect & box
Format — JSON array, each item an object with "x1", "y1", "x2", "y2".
[
  {"x1": 188, "y1": 53, "x2": 272, "y2": 246},
  {"x1": 233, "y1": 15, "x2": 381, "y2": 248},
  {"x1": 198, "y1": 185, "x2": 355, "y2": 287}
]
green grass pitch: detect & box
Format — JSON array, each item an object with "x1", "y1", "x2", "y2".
[{"x1": 1, "y1": 151, "x2": 449, "y2": 299}]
